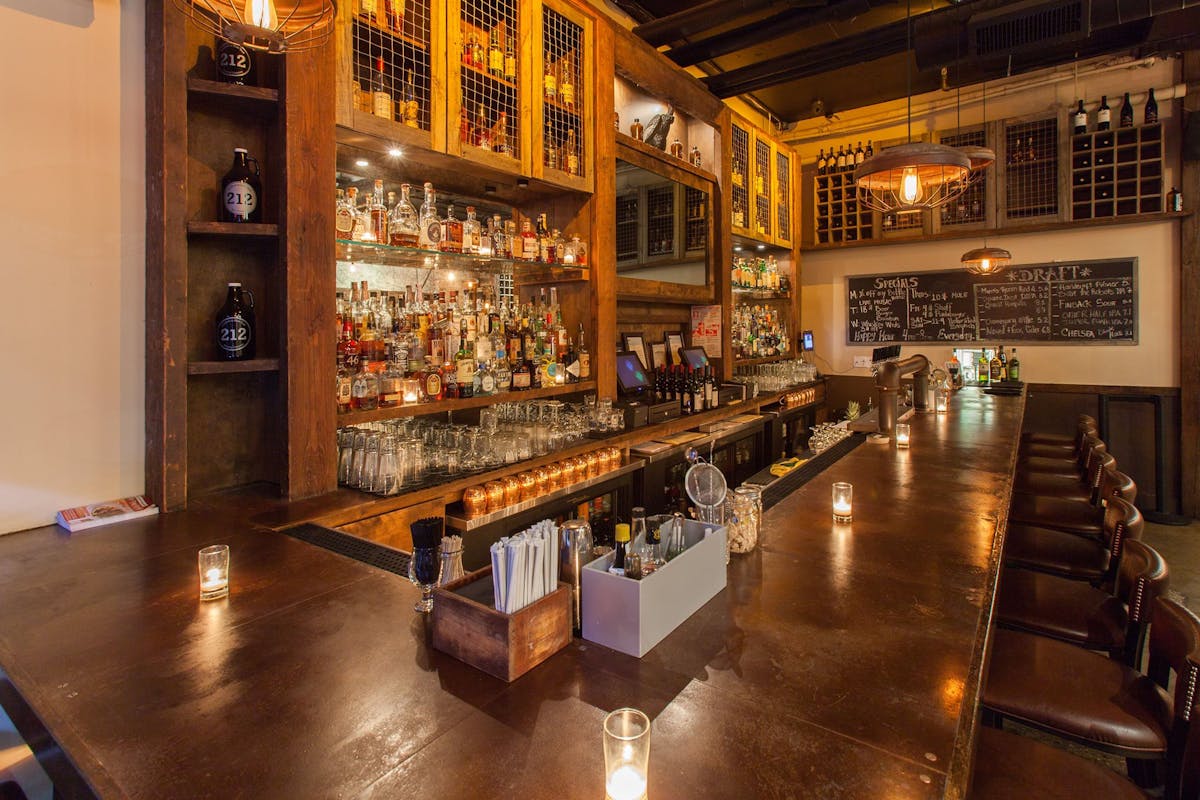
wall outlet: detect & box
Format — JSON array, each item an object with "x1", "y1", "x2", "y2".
[{"x1": 853, "y1": 356, "x2": 872, "y2": 369}]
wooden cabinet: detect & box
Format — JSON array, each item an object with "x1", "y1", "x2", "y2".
[
  {"x1": 730, "y1": 115, "x2": 798, "y2": 248},
  {"x1": 1070, "y1": 123, "x2": 1163, "y2": 219},
  {"x1": 774, "y1": 147, "x2": 795, "y2": 247},
  {"x1": 729, "y1": 117, "x2": 753, "y2": 238},
  {"x1": 1000, "y1": 116, "x2": 1060, "y2": 223},
  {"x1": 535, "y1": 0, "x2": 594, "y2": 191}
]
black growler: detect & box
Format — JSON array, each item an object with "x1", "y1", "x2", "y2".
[
  {"x1": 216, "y1": 282, "x2": 256, "y2": 361},
  {"x1": 220, "y1": 148, "x2": 262, "y2": 223}
]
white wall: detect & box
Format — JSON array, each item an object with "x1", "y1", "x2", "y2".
[{"x1": 0, "y1": 1, "x2": 145, "y2": 533}]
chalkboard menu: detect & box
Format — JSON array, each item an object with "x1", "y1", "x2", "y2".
[{"x1": 846, "y1": 258, "x2": 1137, "y2": 344}]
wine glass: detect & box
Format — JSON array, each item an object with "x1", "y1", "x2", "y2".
[{"x1": 408, "y1": 544, "x2": 442, "y2": 613}]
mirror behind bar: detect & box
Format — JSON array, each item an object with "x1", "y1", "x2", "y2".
[{"x1": 615, "y1": 158, "x2": 709, "y2": 286}]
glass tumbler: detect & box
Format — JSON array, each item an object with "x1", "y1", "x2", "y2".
[{"x1": 604, "y1": 708, "x2": 651, "y2": 800}]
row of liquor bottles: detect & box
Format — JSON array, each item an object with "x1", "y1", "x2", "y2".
[
  {"x1": 335, "y1": 180, "x2": 588, "y2": 264},
  {"x1": 1071, "y1": 89, "x2": 1158, "y2": 135},
  {"x1": 336, "y1": 280, "x2": 591, "y2": 411},
  {"x1": 622, "y1": 116, "x2": 704, "y2": 167},
  {"x1": 647, "y1": 365, "x2": 724, "y2": 416},
  {"x1": 731, "y1": 153, "x2": 773, "y2": 197},
  {"x1": 974, "y1": 345, "x2": 1021, "y2": 385},
  {"x1": 730, "y1": 256, "x2": 787, "y2": 291},
  {"x1": 731, "y1": 305, "x2": 788, "y2": 360},
  {"x1": 815, "y1": 141, "x2": 874, "y2": 175}
]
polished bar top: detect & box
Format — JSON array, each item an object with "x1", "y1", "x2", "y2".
[{"x1": 0, "y1": 388, "x2": 1021, "y2": 800}]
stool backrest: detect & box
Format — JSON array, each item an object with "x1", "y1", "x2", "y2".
[
  {"x1": 1099, "y1": 467, "x2": 1138, "y2": 507},
  {"x1": 1102, "y1": 495, "x2": 1144, "y2": 592},
  {"x1": 1178, "y1": 702, "x2": 1200, "y2": 800},
  {"x1": 1113, "y1": 538, "x2": 1168, "y2": 668},
  {"x1": 1075, "y1": 432, "x2": 1104, "y2": 469},
  {"x1": 1086, "y1": 451, "x2": 1117, "y2": 503},
  {"x1": 1148, "y1": 597, "x2": 1200, "y2": 796}
]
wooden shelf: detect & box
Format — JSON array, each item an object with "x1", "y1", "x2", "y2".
[
  {"x1": 543, "y1": 95, "x2": 582, "y2": 116},
  {"x1": 460, "y1": 61, "x2": 517, "y2": 91},
  {"x1": 734, "y1": 353, "x2": 795, "y2": 366},
  {"x1": 187, "y1": 221, "x2": 280, "y2": 238},
  {"x1": 186, "y1": 77, "x2": 279, "y2": 116},
  {"x1": 615, "y1": 132, "x2": 717, "y2": 183},
  {"x1": 732, "y1": 288, "x2": 791, "y2": 301},
  {"x1": 353, "y1": 15, "x2": 429, "y2": 51},
  {"x1": 188, "y1": 359, "x2": 281, "y2": 375},
  {"x1": 803, "y1": 210, "x2": 1191, "y2": 251},
  {"x1": 337, "y1": 381, "x2": 597, "y2": 425}
]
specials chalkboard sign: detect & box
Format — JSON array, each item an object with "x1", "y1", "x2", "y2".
[{"x1": 846, "y1": 258, "x2": 1137, "y2": 345}]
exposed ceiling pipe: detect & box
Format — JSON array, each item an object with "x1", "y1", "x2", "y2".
[{"x1": 632, "y1": 0, "x2": 810, "y2": 47}]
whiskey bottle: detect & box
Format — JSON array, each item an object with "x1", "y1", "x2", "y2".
[
  {"x1": 338, "y1": 318, "x2": 361, "y2": 375},
  {"x1": 670, "y1": 139, "x2": 684, "y2": 159},
  {"x1": 463, "y1": 206, "x2": 482, "y2": 254},
  {"x1": 1097, "y1": 95, "x2": 1111, "y2": 131},
  {"x1": 564, "y1": 130, "x2": 580, "y2": 176},
  {"x1": 335, "y1": 353, "x2": 353, "y2": 413},
  {"x1": 977, "y1": 350, "x2": 989, "y2": 386},
  {"x1": 220, "y1": 148, "x2": 261, "y2": 223},
  {"x1": 388, "y1": 183, "x2": 420, "y2": 246},
  {"x1": 690, "y1": 146, "x2": 702, "y2": 168},
  {"x1": 543, "y1": 58, "x2": 557, "y2": 102},
  {"x1": 536, "y1": 214, "x2": 552, "y2": 263},
  {"x1": 369, "y1": 179, "x2": 387, "y2": 242},
  {"x1": 520, "y1": 219, "x2": 539, "y2": 261},
  {"x1": 417, "y1": 182, "x2": 441, "y2": 249},
  {"x1": 488, "y1": 29, "x2": 504, "y2": 77},
  {"x1": 335, "y1": 188, "x2": 355, "y2": 239},
  {"x1": 630, "y1": 118, "x2": 643, "y2": 141},
  {"x1": 559, "y1": 59, "x2": 575, "y2": 107},
  {"x1": 370, "y1": 56, "x2": 394, "y2": 121},
  {"x1": 577, "y1": 323, "x2": 590, "y2": 380},
  {"x1": 216, "y1": 282, "x2": 255, "y2": 361},
  {"x1": 511, "y1": 356, "x2": 532, "y2": 390},
  {"x1": 997, "y1": 346, "x2": 1008, "y2": 381},
  {"x1": 1145, "y1": 88, "x2": 1158, "y2": 124},
  {"x1": 402, "y1": 70, "x2": 420, "y2": 128},
  {"x1": 989, "y1": 346, "x2": 1002, "y2": 383},
  {"x1": 504, "y1": 37, "x2": 517, "y2": 81},
  {"x1": 474, "y1": 103, "x2": 491, "y2": 150},
  {"x1": 1007, "y1": 348, "x2": 1021, "y2": 382},
  {"x1": 351, "y1": 359, "x2": 379, "y2": 411},
  {"x1": 378, "y1": 351, "x2": 403, "y2": 408},
  {"x1": 441, "y1": 204, "x2": 464, "y2": 253},
  {"x1": 1072, "y1": 100, "x2": 1087, "y2": 135},
  {"x1": 1119, "y1": 92, "x2": 1133, "y2": 128},
  {"x1": 493, "y1": 112, "x2": 510, "y2": 156},
  {"x1": 455, "y1": 322, "x2": 475, "y2": 398}
]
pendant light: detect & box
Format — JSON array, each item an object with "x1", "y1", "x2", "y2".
[
  {"x1": 854, "y1": 0, "x2": 971, "y2": 213},
  {"x1": 960, "y1": 80, "x2": 1010, "y2": 276},
  {"x1": 172, "y1": 0, "x2": 336, "y2": 53}
]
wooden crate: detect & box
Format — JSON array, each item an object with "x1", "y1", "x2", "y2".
[{"x1": 432, "y1": 566, "x2": 571, "y2": 682}]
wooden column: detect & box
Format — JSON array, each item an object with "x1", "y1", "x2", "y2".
[
  {"x1": 592, "y1": 19, "x2": 617, "y2": 399},
  {"x1": 280, "y1": 43, "x2": 337, "y2": 499},
  {"x1": 1181, "y1": 50, "x2": 1200, "y2": 518}
]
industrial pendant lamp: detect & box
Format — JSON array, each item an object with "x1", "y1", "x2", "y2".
[
  {"x1": 854, "y1": 0, "x2": 971, "y2": 213},
  {"x1": 173, "y1": 0, "x2": 336, "y2": 53},
  {"x1": 960, "y1": 82, "x2": 1010, "y2": 276}
]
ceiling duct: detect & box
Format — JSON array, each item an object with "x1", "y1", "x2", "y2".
[{"x1": 966, "y1": 0, "x2": 1090, "y2": 56}]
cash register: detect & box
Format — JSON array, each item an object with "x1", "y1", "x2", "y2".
[{"x1": 615, "y1": 351, "x2": 680, "y2": 429}]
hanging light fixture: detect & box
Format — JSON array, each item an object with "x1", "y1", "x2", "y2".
[
  {"x1": 172, "y1": 0, "x2": 336, "y2": 53},
  {"x1": 854, "y1": 0, "x2": 971, "y2": 213},
  {"x1": 960, "y1": 80, "x2": 1010, "y2": 276}
]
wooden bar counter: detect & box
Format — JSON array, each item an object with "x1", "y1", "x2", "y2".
[{"x1": 0, "y1": 388, "x2": 1021, "y2": 799}]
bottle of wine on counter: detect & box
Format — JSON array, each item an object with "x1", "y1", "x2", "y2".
[
  {"x1": 1008, "y1": 348, "x2": 1021, "y2": 382},
  {"x1": 1072, "y1": 100, "x2": 1088, "y2": 135},
  {"x1": 1119, "y1": 93, "x2": 1134, "y2": 127},
  {"x1": 1096, "y1": 95, "x2": 1111, "y2": 131},
  {"x1": 1145, "y1": 88, "x2": 1158, "y2": 124},
  {"x1": 977, "y1": 351, "x2": 989, "y2": 386},
  {"x1": 609, "y1": 523, "x2": 630, "y2": 577},
  {"x1": 997, "y1": 346, "x2": 1008, "y2": 381},
  {"x1": 989, "y1": 347, "x2": 1003, "y2": 383},
  {"x1": 216, "y1": 282, "x2": 255, "y2": 361},
  {"x1": 221, "y1": 148, "x2": 261, "y2": 223}
]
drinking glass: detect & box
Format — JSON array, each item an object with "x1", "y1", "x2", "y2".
[
  {"x1": 198, "y1": 544, "x2": 230, "y2": 601},
  {"x1": 408, "y1": 544, "x2": 442, "y2": 613},
  {"x1": 603, "y1": 708, "x2": 651, "y2": 800}
]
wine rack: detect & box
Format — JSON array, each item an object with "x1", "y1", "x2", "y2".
[
  {"x1": 1003, "y1": 117, "x2": 1058, "y2": 221},
  {"x1": 813, "y1": 168, "x2": 873, "y2": 244},
  {"x1": 1071, "y1": 123, "x2": 1162, "y2": 220}
]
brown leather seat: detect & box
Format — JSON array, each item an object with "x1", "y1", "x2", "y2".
[
  {"x1": 1014, "y1": 449, "x2": 1114, "y2": 501},
  {"x1": 983, "y1": 597, "x2": 1200, "y2": 786},
  {"x1": 1003, "y1": 496, "x2": 1142, "y2": 583},
  {"x1": 996, "y1": 539, "x2": 1167, "y2": 666},
  {"x1": 1008, "y1": 467, "x2": 1137, "y2": 537},
  {"x1": 1020, "y1": 431, "x2": 1103, "y2": 474},
  {"x1": 1021, "y1": 419, "x2": 1098, "y2": 460},
  {"x1": 1021, "y1": 414, "x2": 1098, "y2": 447},
  {"x1": 971, "y1": 727, "x2": 1146, "y2": 799}
]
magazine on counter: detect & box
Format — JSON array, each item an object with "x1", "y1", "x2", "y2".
[{"x1": 56, "y1": 495, "x2": 159, "y2": 533}]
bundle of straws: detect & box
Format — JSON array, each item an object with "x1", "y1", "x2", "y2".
[
  {"x1": 490, "y1": 520, "x2": 560, "y2": 614},
  {"x1": 411, "y1": 517, "x2": 444, "y2": 550}
]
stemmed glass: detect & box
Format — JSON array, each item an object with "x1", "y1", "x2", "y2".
[{"x1": 408, "y1": 543, "x2": 442, "y2": 613}]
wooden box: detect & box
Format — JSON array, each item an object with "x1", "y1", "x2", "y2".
[{"x1": 432, "y1": 566, "x2": 571, "y2": 682}]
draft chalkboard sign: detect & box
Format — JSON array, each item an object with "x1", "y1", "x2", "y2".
[{"x1": 846, "y1": 258, "x2": 1137, "y2": 344}]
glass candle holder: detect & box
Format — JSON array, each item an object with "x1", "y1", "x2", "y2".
[
  {"x1": 402, "y1": 378, "x2": 421, "y2": 405},
  {"x1": 198, "y1": 544, "x2": 230, "y2": 601},
  {"x1": 832, "y1": 482, "x2": 853, "y2": 523},
  {"x1": 604, "y1": 707, "x2": 651, "y2": 800},
  {"x1": 895, "y1": 422, "x2": 911, "y2": 448},
  {"x1": 935, "y1": 388, "x2": 949, "y2": 413}
]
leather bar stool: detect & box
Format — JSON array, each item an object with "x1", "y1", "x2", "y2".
[
  {"x1": 1003, "y1": 495, "x2": 1142, "y2": 584},
  {"x1": 1014, "y1": 448, "x2": 1114, "y2": 502},
  {"x1": 1020, "y1": 418, "x2": 1098, "y2": 460},
  {"x1": 1009, "y1": 466, "x2": 1137, "y2": 539},
  {"x1": 982, "y1": 596, "x2": 1200, "y2": 788},
  {"x1": 996, "y1": 539, "x2": 1167, "y2": 667},
  {"x1": 1020, "y1": 430, "x2": 1102, "y2": 474},
  {"x1": 1022, "y1": 413, "x2": 1098, "y2": 447}
]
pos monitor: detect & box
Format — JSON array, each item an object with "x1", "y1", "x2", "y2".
[
  {"x1": 615, "y1": 351, "x2": 653, "y2": 396},
  {"x1": 680, "y1": 346, "x2": 710, "y2": 370}
]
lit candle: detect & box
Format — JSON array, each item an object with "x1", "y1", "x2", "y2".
[
  {"x1": 198, "y1": 544, "x2": 230, "y2": 600},
  {"x1": 606, "y1": 765, "x2": 647, "y2": 800},
  {"x1": 935, "y1": 390, "x2": 949, "y2": 413},
  {"x1": 832, "y1": 482, "x2": 853, "y2": 522},
  {"x1": 895, "y1": 422, "x2": 911, "y2": 448}
]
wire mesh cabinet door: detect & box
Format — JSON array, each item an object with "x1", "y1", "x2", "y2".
[
  {"x1": 751, "y1": 132, "x2": 773, "y2": 241},
  {"x1": 932, "y1": 125, "x2": 993, "y2": 234},
  {"x1": 535, "y1": 0, "x2": 594, "y2": 192},
  {"x1": 998, "y1": 115, "x2": 1062, "y2": 224},
  {"x1": 336, "y1": 0, "x2": 443, "y2": 152},
  {"x1": 730, "y1": 116, "x2": 753, "y2": 237},
  {"x1": 774, "y1": 145, "x2": 794, "y2": 248},
  {"x1": 447, "y1": 0, "x2": 530, "y2": 175}
]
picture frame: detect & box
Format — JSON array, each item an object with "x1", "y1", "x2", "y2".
[
  {"x1": 664, "y1": 331, "x2": 685, "y2": 365},
  {"x1": 622, "y1": 332, "x2": 649, "y2": 372},
  {"x1": 650, "y1": 343, "x2": 667, "y2": 370}
]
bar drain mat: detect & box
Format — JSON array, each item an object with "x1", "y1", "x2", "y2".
[
  {"x1": 757, "y1": 434, "x2": 866, "y2": 511},
  {"x1": 281, "y1": 523, "x2": 411, "y2": 578}
]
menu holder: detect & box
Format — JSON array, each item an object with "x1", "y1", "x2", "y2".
[{"x1": 432, "y1": 566, "x2": 571, "y2": 682}]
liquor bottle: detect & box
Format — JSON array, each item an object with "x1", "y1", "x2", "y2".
[
  {"x1": 358, "y1": 0, "x2": 379, "y2": 22},
  {"x1": 418, "y1": 182, "x2": 441, "y2": 249},
  {"x1": 351, "y1": 359, "x2": 379, "y2": 411},
  {"x1": 216, "y1": 40, "x2": 253, "y2": 85},
  {"x1": 335, "y1": 353, "x2": 353, "y2": 413},
  {"x1": 854, "y1": 141, "x2": 865, "y2": 165},
  {"x1": 817, "y1": 149, "x2": 826, "y2": 174},
  {"x1": 690, "y1": 146, "x2": 702, "y2": 168},
  {"x1": 378, "y1": 351, "x2": 403, "y2": 408},
  {"x1": 388, "y1": 183, "x2": 420, "y2": 246},
  {"x1": 564, "y1": 130, "x2": 580, "y2": 176},
  {"x1": 536, "y1": 214, "x2": 551, "y2": 263},
  {"x1": 680, "y1": 367, "x2": 693, "y2": 415},
  {"x1": 1096, "y1": 95, "x2": 1111, "y2": 131},
  {"x1": 864, "y1": 140, "x2": 874, "y2": 159},
  {"x1": 488, "y1": 29, "x2": 504, "y2": 77},
  {"x1": 836, "y1": 146, "x2": 847, "y2": 171},
  {"x1": 577, "y1": 323, "x2": 590, "y2": 379},
  {"x1": 989, "y1": 347, "x2": 1002, "y2": 383},
  {"x1": 455, "y1": 323, "x2": 475, "y2": 398},
  {"x1": 609, "y1": 523, "x2": 630, "y2": 576},
  {"x1": 670, "y1": 139, "x2": 684, "y2": 159},
  {"x1": 458, "y1": 107, "x2": 470, "y2": 145},
  {"x1": 216, "y1": 282, "x2": 255, "y2": 360},
  {"x1": 370, "y1": 56, "x2": 394, "y2": 121},
  {"x1": 1072, "y1": 100, "x2": 1087, "y2": 135},
  {"x1": 1168, "y1": 187, "x2": 1183, "y2": 212},
  {"x1": 1119, "y1": 92, "x2": 1133, "y2": 128},
  {"x1": 220, "y1": 148, "x2": 261, "y2": 223},
  {"x1": 441, "y1": 358, "x2": 459, "y2": 399},
  {"x1": 1145, "y1": 88, "x2": 1158, "y2": 124},
  {"x1": 630, "y1": 118, "x2": 643, "y2": 141},
  {"x1": 543, "y1": 58, "x2": 557, "y2": 102},
  {"x1": 369, "y1": 179, "x2": 387, "y2": 242},
  {"x1": 335, "y1": 188, "x2": 355, "y2": 239},
  {"x1": 474, "y1": 103, "x2": 491, "y2": 150},
  {"x1": 470, "y1": 34, "x2": 484, "y2": 70},
  {"x1": 402, "y1": 70, "x2": 420, "y2": 128},
  {"x1": 440, "y1": 204, "x2": 463, "y2": 253},
  {"x1": 1007, "y1": 348, "x2": 1021, "y2": 382},
  {"x1": 520, "y1": 219, "x2": 539, "y2": 261},
  {"x1": 977, "y1": 350, "x2": 989, "y2": 386},
  {"x1": 998, "y1": 346, "x2": 1008, "y2": 381},
  {"x1": 512, "y1": 355, "x2": 531, "y2": 390},
  {"x1": 708, "y1": 366, "x2": 720, "y2": 409},
  {"x1": 559, "y1": 58, "x2": 575, "y2": 107},
  {"x1": 493, "y1": 112, "x2": 510, "y2": 156},
  {"x1": 384, "y1": 0, "x2": 403, "y2": 32},
  {"x1": 504, "y1": 36, "x2": 517, "y2": 81},
  {"x1": 692, "y1": 367, "x2": 705, "y2": 412},
  {"x1": 338, "y1": 317, "x2": 361, "y2": 375},
  {"x1": 732, "y1": 197, "x2": 746, "y2": 228},
  {"x1": 462, "y1": 206, "x2": 481, "y2": 254}
]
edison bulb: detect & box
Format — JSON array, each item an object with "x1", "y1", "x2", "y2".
[
  {"x1": 978, "y1": 258, "x2": 991, "y2": 272},
  {"x1": 900, "y1": 167, "x2": 922, "y2": 205},
  {"x1": 245, "y1": 0, "x2": 278, "y2": 29}
]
